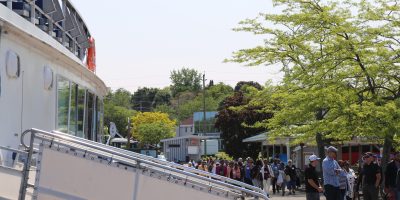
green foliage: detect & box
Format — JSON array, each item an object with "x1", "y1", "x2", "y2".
[
  {"x1": 103, "y1": 88, "x2": 136, "y2": 137},
  {"x1": 107, "y1": 88, "x2": 132, "y2": 109},
  {"x1": 215, "y1": 84, "x2": 272, "y2": 159},
  {"x1": 228, "y1": 0, "x2": 400, "y2": 157},
  {"x1": 104, "y1": 103, "x2": 136, "y2": 137},
  {"x1": 170, "y1": 68, "x2": 202, "y2": 97},
  {"x1": 215, "y1": 152, "x2": 233, "y2": 161},
  {"x1": 131, "y1": 87, "x2": 171, "y2": 112},
  {"x1": 132, "y1": 112, "x2": 176, "y2": 145},
  {"x1": 153, "y1": 104, "x2": 176, "y2": 118},
  {"x1": 174, "y1": 83, "x2": 234, "y2": 120}
]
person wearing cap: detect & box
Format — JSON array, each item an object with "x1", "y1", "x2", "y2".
[
  {"x1": 306, "y1": 155, "x2": 323, "y2": 200},
  {"x1": 285, "y1": 159, "x2": 297, "y2": 195},
  {"x1": 322, "y1": 146, "x2": 341, "y2": 200},
  {"x1": 359, "y1": 152, "x2": 381, "y2": 200},
  {"x1": 384, "y1": 152, "x2": 400, "y2": 200}
]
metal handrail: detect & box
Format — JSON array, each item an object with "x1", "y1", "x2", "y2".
[
  {"x1": 21, "y1": 129, "x2": 268, "y2": 199},
  {"x1": 0, "y1": 146, "x2": 27, "y2": 155},
  {"x1": 49, "y1": 130, "x2": 265, "y2": 194}
]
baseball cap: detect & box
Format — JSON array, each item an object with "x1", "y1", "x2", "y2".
[
  {"x1": 309, "y1": 155, "x2": 321, "y2": 161},
  {"x1": 327, "y1": 146, "x2": 338, "y2": 153},
  {"x1": 363, "y1": 152, "x2": 374, "y2": 158}
]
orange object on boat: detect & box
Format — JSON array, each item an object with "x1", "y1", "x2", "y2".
[{"x1": 87, "y1": 37, "x2": 96, "y2": 72}]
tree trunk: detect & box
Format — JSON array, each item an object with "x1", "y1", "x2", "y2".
[
  {"x1": 315, "y1": 109, "x2": 326, "y2": 178},
  {"x1": 316, "y1": 132, "x2": 325, "y2": 171},
  {"x1": 381, "y1": 131, "x2": 395, "y2": 188},
  {"x1": 126, "y1": 118, "x2": 131, "y2": 150}
]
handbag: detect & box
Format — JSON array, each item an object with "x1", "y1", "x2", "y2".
[
  {"x1": 277, "y1": 173, "x2": 283, "y2": 185},
  {"x1": 285, "y1": 175, "x2": 291, "y2": 182}
]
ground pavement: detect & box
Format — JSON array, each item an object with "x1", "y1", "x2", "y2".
[{"x1": 267, "y1": 190, "x2": 327, "y2": 200}]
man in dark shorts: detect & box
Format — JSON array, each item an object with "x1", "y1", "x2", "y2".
[
  {"x1": 305, "y1": 155, "x2": 323, "y2": 200},
  {"x1": 360, "y1": 152, "x2": 381, "y2": 200}
]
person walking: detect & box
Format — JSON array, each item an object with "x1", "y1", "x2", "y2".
[
  {"x1": 285, "y1": 159, "x2": 297, "y2": 195},
  {"x1": 232, "y1": 162, "x2": 242, "y2": 181},
  {"x1": 322, "y1": 146, "x2": 341, "y2": 200},
  {"x1": 360, "y1": 152, "x2": 381, "y2": 200},
  {"x1": 278, "y1": 162, "x2": 287, "y2": 196},
  {"x1": 343, "y1": 161, "x2": 356, "y2": 200},
  {"x1": 251, "y1": 160, "x2": 263, "y2": 188},
  {"x1": 385, "y1": 152, "x2": 400, "y2": 200},
  {"x1": 261, "y1": 159, "x2": 273, "y2": 197},
  {"x1": 244, "y1": 158, "x2": 254, "y2": 185},
  {"x1": 271, "y1": 159, "x2": 280, "y2": 194},
  {"x1": 305, "y1": 155, "x2": 323, "y2": 200},
  {"x1": 338, "y1": 160, "x2": 348, "y2": 200}
]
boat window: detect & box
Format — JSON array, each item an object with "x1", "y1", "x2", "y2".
[
  {"x1": 77, "y1": 86, "x2": 86, "y2": 138},
  {"x1": 85, "y1": 92, "x2": 95, "y2": 140},
  {"x1": 6, "y1": 50, "x2": 20, "y2": 78},
  {"x1": 69, "y1": 83, "x2": 77, "y2": 135},
  {"x1": 98, "y1": 99, "x2": 104, "y2": 142},
  {"x1": 93, "y1": 96, "x2": 98, "y2": 141},
  {"x1": 57, "y1": 77, "x2": 70, "y2": 132}
]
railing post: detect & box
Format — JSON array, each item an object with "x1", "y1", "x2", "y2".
[
  {"x1": 29, "y1": 0, "x2": 35, "y2": 24},
  {"x1": 7, "y1": 0, "x2": 12, "y2": 9},
  {"x1": 61, "y1": 0, "x2": 67, "y2": 45},
  {"x1": 18, "y1": 130, "x2": 35, "y2": 200}
]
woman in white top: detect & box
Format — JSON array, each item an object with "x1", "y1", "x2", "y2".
[
  {"x1": 261, "y1": 159, "x2": 274, "y2": 197},
  {"x1": 343, "y1": 161, "x2": 356, "y2": 200}
]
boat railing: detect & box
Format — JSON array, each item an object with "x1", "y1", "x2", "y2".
[
  {"x1": 19, "y1": 128, "x2": 268, "y2": 200},
  {"x1": 0, "y1": 0, "x2": 90, "y2": 61},
  {"x1": 50, "y1": 130, "x2": 266, "y2": 195},
  {"x1": 0, "y1": 145, "x2": 35, "y2": 200}
]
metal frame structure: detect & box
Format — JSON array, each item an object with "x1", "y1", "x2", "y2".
[
  {"x1": 17, "y1": 128, "x2": 268, "y2": 200},
  {"x1": 1, "y1": 0, "x2": 91, "y2": 61}
]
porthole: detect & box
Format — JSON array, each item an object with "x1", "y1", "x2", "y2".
[
  {"x1": 43, "y1": 66, "x2": 53, "y2": 90},
  {"x1": 6, "y1": 50, "x2": 20, "y2": 79}
]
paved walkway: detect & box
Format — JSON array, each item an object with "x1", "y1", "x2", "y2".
[{"x1": 267, "y1": 191, "x2": 326, "y2": 200}]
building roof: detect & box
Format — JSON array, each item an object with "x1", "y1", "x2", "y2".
[
  {"x1": 242, "y1": 132, "x2": 290, "y2": 145},
  {"x1": 160, "y1": 135, "x2": 219, "y2": 142},
  {"x1": 242, "y1": 133, "x2": 267, "y2": 143},
  {"x1": 180, "y1": 117, "x2": 193, "y2": 126}
]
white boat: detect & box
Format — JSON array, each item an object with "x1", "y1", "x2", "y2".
[{"x1": 0, "y1": 1, "x2": 268, "y2": 199}]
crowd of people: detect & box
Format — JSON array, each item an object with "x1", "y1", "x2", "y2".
[
  {"x1": 185, "y1": 157, "x2": 303, "y2": 198},
  {"x1": 183, "y1": 146, "x2": 400, "y2": 200},
  {"x1": 316, "y1": 146, "x2": 400, "y2": 200}
]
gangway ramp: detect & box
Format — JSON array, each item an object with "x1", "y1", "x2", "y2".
[{"x1": 15, "y1": 128, "x2": 268, "y2": 200}]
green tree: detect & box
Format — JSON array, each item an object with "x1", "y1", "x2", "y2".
[
  {"x1": 131, "y1": 87, "x2": 160, "y2": 112},
  {"x1": 132, "y1": 112, "x2": 176, "y2": 145},
  {"x1": 170, "y1": 68, "x2": 202, "y2": 97},
  {"x1": 228, "y1": 0, "x2": 400, "y2": 169},
  {"x1": 215, "y1": 83, "x2": 271, "y2": 159},
  {"x1": 107, "y1": 88, "x2": 132, "y2": 109},
  {"x1": 174, "y1": 83, "x2": 234, "y2": 120},
  {"x1": 104, "y1": 104, "x2": 135, "y2": 137}
]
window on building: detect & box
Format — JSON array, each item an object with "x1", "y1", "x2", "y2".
[
  {"x1": 57, "y1": 77, "x2": 70, "y2": 132},
  {"x1": 69, "y1": 83, "x2": 77, "y2": 135},
  {"x1": 57, "y1": 76, "x2": 102, "y2": 140},
  {"x1": 76, "y1": 86, "x2": 86, "y2": 138},
  {"x1": 85, "y1": 92, "x2": 95, "y2": 140}
]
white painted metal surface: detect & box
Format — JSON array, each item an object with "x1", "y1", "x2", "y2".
[
  {"x1": 0, "y1": 166, "x2": 22, "y2": 199},
  {"x1": 18, "y1": 129, "x2": 268, "y2": 200},
  {"x1": 0, "y1": 2, "x2": 107, "y2": 152}
]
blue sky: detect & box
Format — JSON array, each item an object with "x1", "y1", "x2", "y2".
[{"x1": 71, "y1": 0, "x2": 282, "y2": 92}]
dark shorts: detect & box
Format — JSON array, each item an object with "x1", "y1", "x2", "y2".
[{"x1": 306, "y1": 192, "x2": 320, "y2": 200}]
